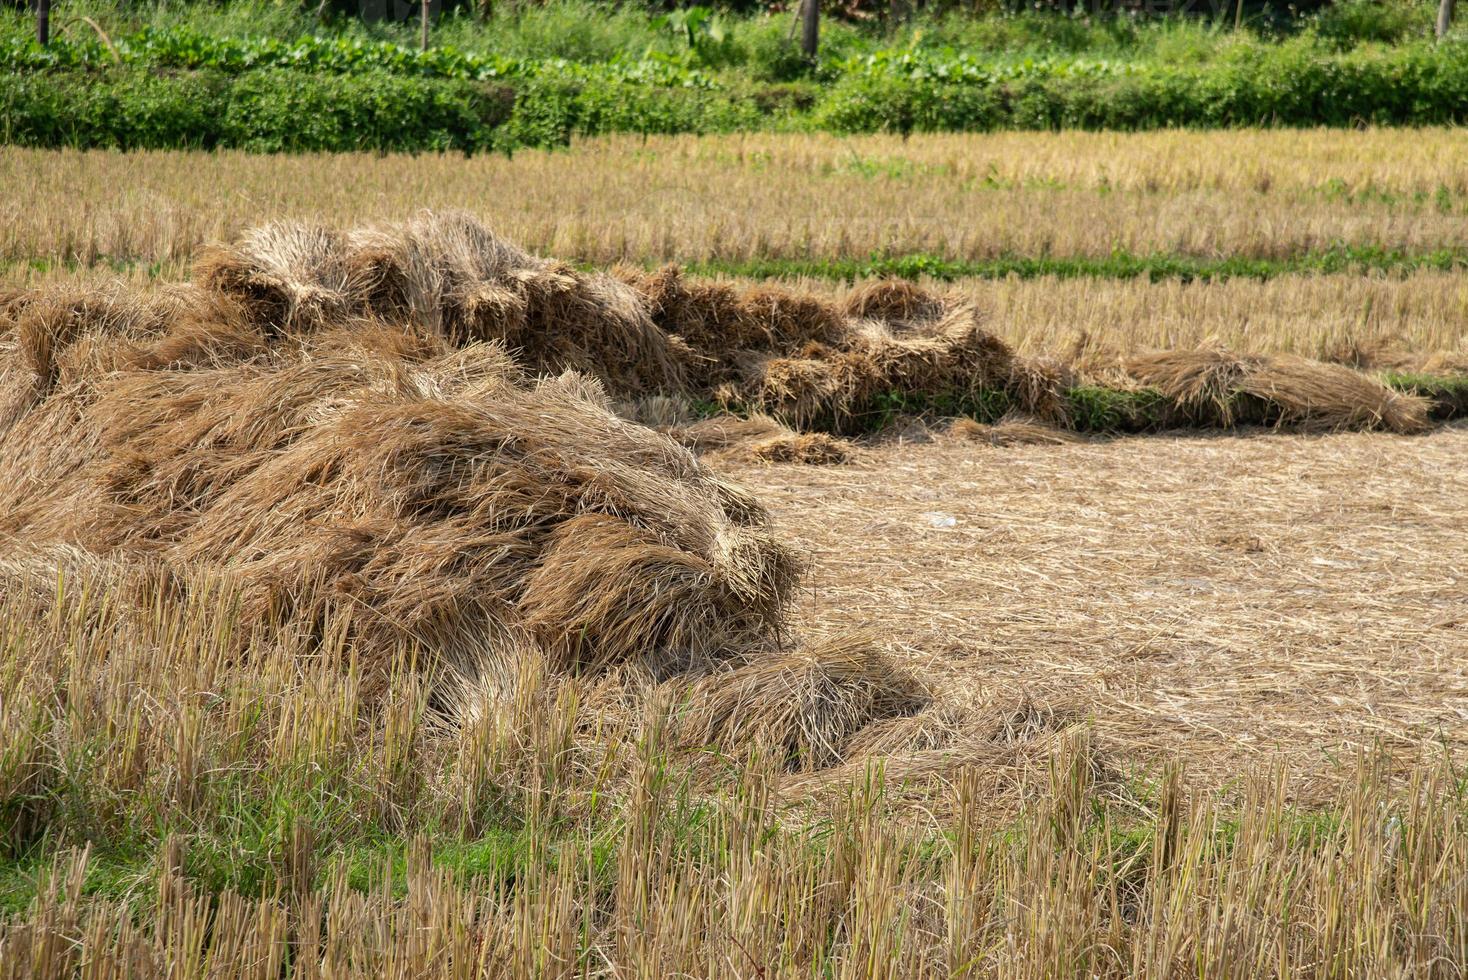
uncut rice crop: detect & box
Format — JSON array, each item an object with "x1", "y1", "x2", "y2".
[{"x1": 4, "y1": 129, "x2": 1468, "y2": 276}]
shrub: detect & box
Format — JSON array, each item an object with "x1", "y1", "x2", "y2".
[
  {"x1": 0, "y1": 69, "x2": 228, "y2": 149},
  {"x1": 3, "y1": 39, "x2": 1468, "y2": 153},
  {"x1": 1309, "y1": 0, "x2": 1427, "y2": 49},
  {"x1": 221, "y1": 70, "x2": 512, "y2": 153}
]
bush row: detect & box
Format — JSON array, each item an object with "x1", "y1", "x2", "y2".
[
  {"x1": 0, "y1": 69, "x2": 793, "y2": 152},
  {"x1": 819, "y1": 42, "x2": 1468, "y2": 130},
  {"x1": 0, "y1": 28, "x2": 724, "y2": 88},
  {"x1": 0, "y1": 70, "x2": 515, "y2": 152},
  {"x1": 3, "y1": 42, "x2": 1467, "y2": 154}
]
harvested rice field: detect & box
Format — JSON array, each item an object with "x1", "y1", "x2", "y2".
[
  {"x1": 2, "y1": 132, "x2": 1468, "y2": 977},
  {"x1": 726, "y1": 425, "x2": 1468, "y2": 799}
]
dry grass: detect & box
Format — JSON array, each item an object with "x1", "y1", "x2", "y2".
[
  {"x1": 2, "y1": 215, "x2": 1446, "y2": 459},
  {"x1": 3, "y1": 130, "x2": 1468, "y2": 276},
  {"x1": 875, "y1": 270, "x2": 1468, "y2": 361},
  {"x1": 1, "y1": 567, "x2": 1467, "y2": 977},
  {"x1": 948, "y1": 414, "x2": 1084, "y2": 446},
  {"x1": 669, "y1": 633, "x2": 930, "y2": 771},
  {"x1": 18, "y1": 264, "x2": 1468, "y2": 364},
  {"x1": 669, "y1": 414, "x2": 855, "y2": 465},
  {"x1": 2, "y1": 133, "x2": 1467, "y2": 972},
  {"x1": 0, "y1": 275, "x2": 806, "y2": 693}
]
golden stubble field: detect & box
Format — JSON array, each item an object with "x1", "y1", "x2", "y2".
[{"x1": 2, "y1": 133, "x2": 1468, "y2": 977}]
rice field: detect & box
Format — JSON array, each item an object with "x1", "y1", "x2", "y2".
[
  {"x1": 2, "y1": 132, "x2": 1467, "y2": 977},
  {"x1": 4, "y1": 129, "x2": 1468, "y2": 272}
]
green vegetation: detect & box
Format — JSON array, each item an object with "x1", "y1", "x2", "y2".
[
  {"x1": 684, "y1": 245, "x2": 1468, "y2": 284},
  {"x1": 15, "y1": 245, "x2": 1468, "y2": 287},
  {"x1": 1383, "y1": 371, "x2": 1468, "y2": 418},
  {"x1": 2, "y1": 0, "x2": 1466, "y2": 152},
  {"x1": 1063, "y1": 385, "x2": 1174, "y2": 432}
]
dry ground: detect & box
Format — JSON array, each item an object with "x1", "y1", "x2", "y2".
[{"x1": 724, "y1": 422, "x2": 1468, "y2": 797}]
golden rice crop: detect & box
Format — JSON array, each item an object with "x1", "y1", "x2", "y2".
[{"x1": 3, "y1": 129, "x2": 1468, "y2": 276}]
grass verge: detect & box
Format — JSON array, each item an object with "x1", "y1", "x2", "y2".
[{"x1": 683, "y1": 245, "x2": 1468, "y2": 284}]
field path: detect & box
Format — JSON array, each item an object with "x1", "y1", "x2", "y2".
[{"x1": 726, "y1": 424, "x2": 1468, "y2": 794}]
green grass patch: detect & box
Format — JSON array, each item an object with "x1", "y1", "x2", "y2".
[
  {"x1": 1064, "y1": 385, "x2": 1173, "y2": 432},
  {"x1": 14, "y1": 247, "x2": 1468, "y2": 288},
  {"x1": 1384, "y1": 371, "x2": 1468, "y2": 419},
  {"x1": 682, "y1": 246, "x2": 1468, "y2": 284}
]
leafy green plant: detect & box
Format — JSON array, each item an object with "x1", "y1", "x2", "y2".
[{"x1": 650, "y1": 5, "x2": 735, "y2": 67}]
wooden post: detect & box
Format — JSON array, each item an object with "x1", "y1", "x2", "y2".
[
  {"x1": 1438, "y1": 0, "x2": 1456, "y2": 39},
  {"x1": 420, "y1": 0, "x2": 430, "y2": 51},
  {"x1": 36, "y1": 0, "x2": 50, "y2": 45},
  {"x1": 801, "y1": 0, "x2": 818, "y2": 59}
]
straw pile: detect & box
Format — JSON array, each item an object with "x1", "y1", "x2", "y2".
[
  {"x1": 620, "y1": 264, "x2": 844, "y2": 388},
  {"x1": 187, "y1": 220, "x2": 1049, "y2": 434},
  {"x1": 669, "y1": 634, "x2": 930, "y2": 771},
  {"x1": 948, "y1": 414, "x2": 1083, "y2": 447},
  {"x1": 0, "y1": 224, "x2": 942, "y2": 771},
  {"x1": 1126, "y1": 347, "x2": 1430, "y2": 434},
  {"x1": 613, "y1": 267, "x2": 1036, "y2": 432},
  {"x1": 196, "y1": 212, "x2": 688, "y2": 393},
  {"x1": 58, "y1": 212, "x2": 1433, "y2": 440},
  {"x1": 0, "y1": 296, "x2": 802, "y2": 688}
]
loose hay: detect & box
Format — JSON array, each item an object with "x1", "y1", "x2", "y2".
[
  {"x1": 0, "y1": 327, "x2": 802, "y2": 687},
  {"x1": 670, "y1": 414, "x2": 853, "y2": 465},
  {"x1": 671, "y1": 634, "x2": 930, "y2": 771},
  {"x1": 50, "y1": 214, "x2": 1433, "y2": 442},
  {"x1": 948, "y1": 413, "x2": 1083, "y2": 446},
  {"x1": 842, "y1": 278, "x2": 946, "y2": 323},
  {"x1": 617, "y1": 265, "x2": 843, "y2": 387},
  {"x1": 735, "y1": 305, "x2": 1021, "y2": 432},
  {"x1": 203, "y1": 211, "x2": 687, "y2": 394},
  {"x1": 1237, "y1": 354, "x2": 1431, "y2": 433},
  {"x1": 194, "y1": 222, "x2": 359, "y2": 333}
]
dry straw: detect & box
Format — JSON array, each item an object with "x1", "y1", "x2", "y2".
[
  {"x1": 948, "y1": 413, "x2": 1084, "y2": 447},
  {"x1": 0, "y1": 214, "x2": 965, "y2": 778},
  {"x1": 669, "y1": 632, "x2": 930, "y2": 771},
  {"x1": 668, "y1": 414, "x2": 853, "y2": 465},
  {"x1": 1126, "y1": 346, "x2": 1430, "y2": 432},
  {"x1": 0, "y1": 306, "x2": 802, "y2": 699}
]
